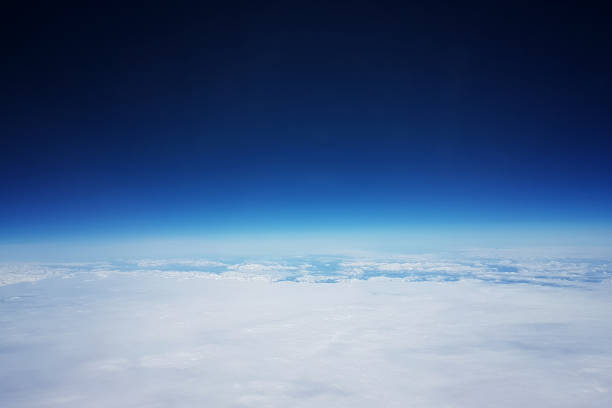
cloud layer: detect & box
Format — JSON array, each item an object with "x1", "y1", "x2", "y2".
[
  {"x1": 1, "y1": 254, "x2": 612, "y2": 407},
  {"x1": 2, "y1": 249, "x2": 611, "y2": 287}
]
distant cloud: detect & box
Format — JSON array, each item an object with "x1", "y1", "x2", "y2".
[
  {"x1": 2, "y1": 250, "x2": 611, "y2": 287},
  {"x1": 136, "y1": 259, "x2": 228, "y2": 268}
]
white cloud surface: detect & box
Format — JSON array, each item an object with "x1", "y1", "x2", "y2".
[{"x1": 1, "y1": 254, "x2": 612, "y2": 407}]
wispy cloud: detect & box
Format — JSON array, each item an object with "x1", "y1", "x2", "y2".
[{"x1": 4, "y1": 248, "x2": 610, "y2": 287}]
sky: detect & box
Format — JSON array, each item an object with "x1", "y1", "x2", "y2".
[
  {"x1": 2, "y1": 5, "x2": 612, "y2": 405},
  {"x1": 2, "y1": 2, "x2": 612, "y2": 258}
]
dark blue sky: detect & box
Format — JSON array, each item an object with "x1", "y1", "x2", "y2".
[{"x1": 2, "y1": 1, "x2": 611, "y2": 251}]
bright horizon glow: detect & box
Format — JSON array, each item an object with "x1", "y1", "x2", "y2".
[{"x1": 2, "y1": 221, "x2": 611, "y2": 261}]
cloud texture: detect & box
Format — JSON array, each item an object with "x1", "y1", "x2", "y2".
[{"x1": 1, "y1": 253, "x2": 612, "y2": 407}]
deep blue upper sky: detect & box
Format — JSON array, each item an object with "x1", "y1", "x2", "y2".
[{"x1": 2, "y1": 1, "x2": 611, "y2": 248}]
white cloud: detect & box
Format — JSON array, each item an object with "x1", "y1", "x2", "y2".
[
  {"x1": 227, "y1": 263, "x2": 299, "y2": 272},
  {"x1": 1, "y1": 259, "x2": 612, "y2": 407},
  {"x1": 0, "y1": 263, "x2": 66, "y2": 286}
]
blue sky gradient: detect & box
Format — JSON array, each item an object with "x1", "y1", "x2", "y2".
[{"x1": 2, "y1": 2, "x2": 611, "y2": 258}]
